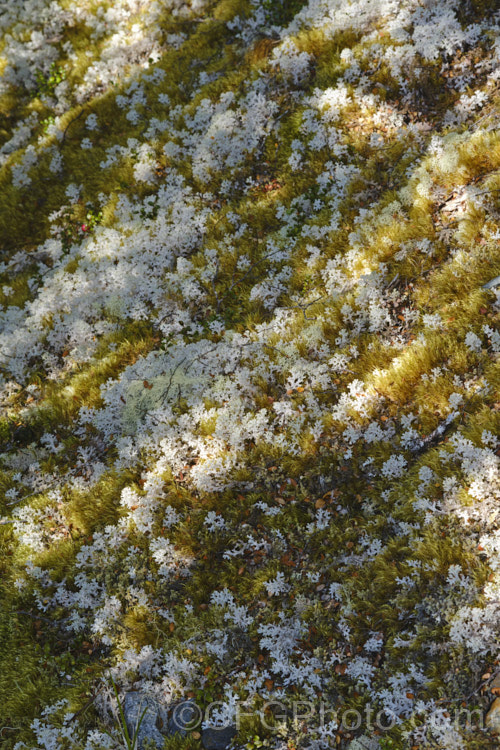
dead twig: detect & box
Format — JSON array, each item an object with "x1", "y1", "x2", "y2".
[
  {"x1": 66, "y1": 687, "x2": 104, "y2": 724},
  {"x1": 61, "y1": 108, "x2": 87, "y2": 146}
]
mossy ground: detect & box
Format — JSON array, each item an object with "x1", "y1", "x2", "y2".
[{"x1": 1, "y1": 1, "x2": 500, "y2": 749}]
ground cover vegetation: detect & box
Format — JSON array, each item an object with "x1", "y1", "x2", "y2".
[{"x1": 1, "y1": 0, "x2": 500, "y2": 748}]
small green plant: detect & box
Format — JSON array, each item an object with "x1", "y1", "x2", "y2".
[
  {"x1": 85, "y1": 205, "x2": 103, "y2": 232},
  {"x1": 245, "y1": 736, "x2": 271, "y2": 750},
  {"x1": 378, "y1": 737, "x2": 396, "y2": 749},
  {"x1": 41, "y1": 115, "x2": 56, "y2": 134},
  {"x1": 35, "y1": 63, "x2": 66, "y2": 96},
  {"x1": 53, "y1": 203, "x2": 103, "y2": 252}
]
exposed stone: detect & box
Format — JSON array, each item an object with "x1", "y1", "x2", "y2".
[
  {"x1": 202, "y1": 725, "x2": 237, "y2": 749},
  {"x1": 347, "y1": 736, "x2": 380, "y2": 750},
  {"x1": 123, "y1": 692, "x2": 164, "y2": 750},
  {"x1": 482, "y1": 275, "x2": 500, "y2": 290},
  {"x1": 486, "y1": 697, "x2": 500, "y2": 733},
  {"x1": 489, "y1": 671, "x2": 500, "y2": 691},
  {"x1": 166, "y1": 699, "x2": 200, "y2": 736},
  {"x1": 121, "y1": 693, "x2": 204, "y2": 747}
]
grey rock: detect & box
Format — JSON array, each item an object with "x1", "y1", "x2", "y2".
[
  {"x1": 486, "y1": 697, "x2": 500, "y2": 732},
  {"x1": 167, "y1": 699, "x2": 201, "y2": 736},
  {"x1": 123, "y1": 692, "x2": 164, "y2": 750},
  {"x1": 483, "y1": 275, "x2": 500, "y2": 290},
  {"x1": 490, "y1": 672, "x2": 500, "y2": 690},
  {"x1": 202, "y1": 725, "x2": 237, "y2": 749},
  {"x1": 122, "y1": 693, "x2": 206, "y2": 747},
  {"x1": 347, "y1": 737, "x2": 379, "y2": 750}
]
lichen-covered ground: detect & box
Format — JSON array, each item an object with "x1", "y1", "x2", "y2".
[{"x1": 1, "y1": 1, "x2": 500, "y2": 749}]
